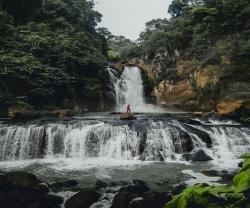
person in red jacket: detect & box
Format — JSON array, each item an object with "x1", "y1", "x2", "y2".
[{"x1": 126, "y1": 104, "x2": 131, "y2": 113}]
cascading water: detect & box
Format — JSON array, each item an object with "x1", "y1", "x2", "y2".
[
  {"x1": 108, "y1": 66, "x2": 164, "y2": 113},
  {"x1": 0, "y1": 118, "x2": 250, "y2": 167}
]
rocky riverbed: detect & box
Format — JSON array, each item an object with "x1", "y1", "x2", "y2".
[{"x1": 0, "y1": 168, "x2": 238, "y2": 208}]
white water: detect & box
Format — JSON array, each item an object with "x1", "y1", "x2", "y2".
[
  {"x1": 0, "y1": 119, "x2": 249, "y2": 168},
  {"x1": 108, "y1": 66, "x2": 165, "y2": 113}
]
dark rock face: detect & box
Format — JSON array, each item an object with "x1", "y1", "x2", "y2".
[
  {"x1": 202, "y1": 170, "x2": 220, "y2": 177},
  {"x1": 50, "y1": 180, "x2": 78, "y2": 192},
  {"x1": 119, "y1": 180, "x2": 149, "y2": 193},
  {"x1": 65, "y1": 190, "x2": 101, "y2": 208},
  {"x1": 0, "y1": 171, "x2": 64, "y2": 208},
  {"x1": 111, "y1": 180, "x2": 171, "y2": 208},
  {"x1": 111, "y1": 180, "x2": 149, "y2": 208},
  {"x1": 170, "y1": 183, "x2": 187, "y2": 195},
  {"x1": 173, "y1": 131, "x2": 194, "y2": 153},
  {"x1": 50, "y1": 182, "x2": 65, "y2": 192},
  {"x1": 183, "y1": 149, "x2": 212, "y2": 162},
  {"x1": 3, "y1": 171, "x2": 40, "y2": 188},
  {"x1": 96, "y1": 180, "x2": 109, "y2": 189},
  {"x1": 183, "y1": 125, "x2": 213, "y2": 148},
  {"x1": 64, "y1": 180, "x2": 78, "y2": 188},
  {"x1": 129, "y1": 192, "x2": 171, "y2": 208},
  {"x1": 191, "y1": 149, "x2": 213, "y2": 161}
]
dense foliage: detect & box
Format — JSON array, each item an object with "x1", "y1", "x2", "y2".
[
  {"x1": 130, "y1": 0, "x2": 250, "y2": 108},
  {"x1": 0, "y1": 0, "x2": 108, "y2": 115},
  {"x1": 107, "y1": 35, "x2": 138, "y2": 62},
  {"x1": 165, "y1": 154, "x2": 250, "y2": 208}
]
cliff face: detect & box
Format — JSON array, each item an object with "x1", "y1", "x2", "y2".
[{"x1": 136, "y1": 38, "x2": 250, "y2": 117}]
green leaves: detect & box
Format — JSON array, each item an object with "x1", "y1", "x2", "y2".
[
  {"x1": 165, "y1": 156, "x2": 250, "y2": 208},
  {"x1": 0, "y1": 0, "x2": 108, "y2": 114}
]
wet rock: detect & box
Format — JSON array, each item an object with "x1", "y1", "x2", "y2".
[
  {"x1": 0, "y1": 190, "x2": 4, "y2": 203},
  {"x1": 112, "y1": 191, "x2": 171, "y2": 208},
  {"x1": 129, "y1": 192, "x2": 171, "y2": 208},
  {"x1": 0, "y1": 171, "x2": 65, "y2": 208},
  {"x1": 183, "y1": 125, "x2": 213, "y2": 148},
  {"x1": 191, "y1": 149, "x2": 213, "y2": 161},
  {"x1": 202, "y1": 170, "x2": 220, "y2": 177},
  {"x1": 4, "y1": 171, "x2": 40, "y2": 188},
  {"x1": 42, "y1": 194, "x2": 64, "y2": 207},
  {"x1": 120, "y1": 113, "x2": 137, "y2": 120},
  {"x1": 110, "y1": 63, "x2": 125, "y2": 72},
  {"x1": 220, "y1": 172, "x2": 235, "y2": 184},
  {"x1": 120, "y1": 180, "x2": 149, "y2": 193},
  {"x1": 182, "y1": 153, "x2": 191, "y2": 161},
  {"x1": 96, "y1": 180, "x2": 109, "y2": 188},
  {"x1": 173, "y1": 131, "x2": 194, "y2": 153},
  {"x1": 34, "y1": 183, "x2": 50, "y2": 195},
  {"x1": 65, "y1": 190, "x2": 101, "y2": 208},
  {"x1": 111, "y1": 191, "x2": 134, "y2": 208},
  {"x1": 129, "y1": 196, "x2": 144, "y2": 207},
  {"x1": 170, "y1": 182, "x2": 187, "y2": 195},
  {"x1": 238, "y1": 161, "x2": 244, "y2": 168},
  {"x1": 111, "y1": 180, "x2": 150, "y2": 208},
  {"x1": 64, "y1": 180, "x2": 78, "y2": 187},
  {"x1": 50, "y1": 182, "x2": 65, "y2": 191},
  {"x1": 217, "y1": 99, "x2": 244, "y2": 116}
]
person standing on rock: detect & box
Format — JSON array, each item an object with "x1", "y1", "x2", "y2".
[{"x1": 126, "y1": 104, "x2": 131, "y2": 113}]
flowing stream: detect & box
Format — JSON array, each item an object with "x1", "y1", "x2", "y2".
[
  {"x1": 0, "y1": 116, "x2": 249, "y2": 165},
  {"x1": 0, "y1": 67, "x2": 250, "y2": 207}
]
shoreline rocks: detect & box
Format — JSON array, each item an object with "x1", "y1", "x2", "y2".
[
  {"x1": 65, "y1": 190, "x2": 101, "y2": 208},
  {"x1": 8, "y1": 109, "x2": 74, "y2": 120},
  {"x1": 0, "y1": 171, "x2": 64, "y2": 208}
]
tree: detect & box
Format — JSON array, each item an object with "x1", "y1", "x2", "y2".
[{"x1": 168, "y1": 0, "x2": 189, "y2": 17}]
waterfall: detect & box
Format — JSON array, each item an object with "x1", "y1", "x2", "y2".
[
  {"x1": 0, "y1": 119, "x2": 250, "y2": 166},
  {"x1": 108, "y1": 66, "x2": 164, "y2": 113}
]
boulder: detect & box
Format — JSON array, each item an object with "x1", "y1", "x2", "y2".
[
  {"x1": 111, "y1": 192, "x2": 134, "y2": 208},
  {"x1": 120, "y1": 180, "x2": 149, "y2": 193},
  {"x1": 201, "y1": 170, "x2": 220, "y2": 177},
  {"x1": 64, "y1": 180, "x2": 78, "y2": 188},
  {"x1": 42, "y1": 194, "x2": 64, "y2": 207},
  {"x1": 50, "y1": 182, "x2": 65, "y2": 192},
  {"x1": 65, "y1": 190, "x2": 101, "y2": 208},
  {"x1": 0, "y1": 171, "x2": 65, "y2": 208},
  {"x1": 96, "y1": 180, "x2": 109, "y2": 189},
  {"x1": 111, "y1": 181, "x2": 150, "y2": 208},
  {"x1": 4, "y1": 171, "x2": 40, "y2": 188},
  {"x1": 183, "y1": 125, "x2": 213, "y2": 148},
  {"x1": 110, "y1": 63, "x2": 125, "y2": 72},
  {"x1": 170, "y1": 183, "x2": 187, "y2": 195},
  {"x1": 128, "y1": 192, "x2": 171, "y2": 208},
  {"x1": 191, "y1": 149, "x2": 213, "y2": 161},
  {"x1": 238, "y1": 162, "x2": 244, "y2": 168},
  {"x1": 217, "y1": 99, "x2": 244, "y2": 116},
  {"x1": 34, "y1": 183, "x2": 50, "y2": 195},
  {"x1": 120, "y1": 112, "x2": 137, "y2": 120}
]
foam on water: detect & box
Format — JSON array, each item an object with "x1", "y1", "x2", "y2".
[{"x1": 0, "y1": 118, "x2": 249, "y2": 169}]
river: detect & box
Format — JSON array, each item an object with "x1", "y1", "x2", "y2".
[{"x1": 0, "y1": 67, "x2": 249, "y2": 207}]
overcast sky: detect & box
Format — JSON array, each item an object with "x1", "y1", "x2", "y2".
[{"x1": 94, "y1": 0, "x2": 172, "y2": 40}]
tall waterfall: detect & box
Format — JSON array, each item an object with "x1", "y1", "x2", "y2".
[
  {"x1": 108, "y1": 66, "x2": 164, "y2": 113},
  {"x1": 0, "y1": 118, "x2": 250, "y2": 167}
]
